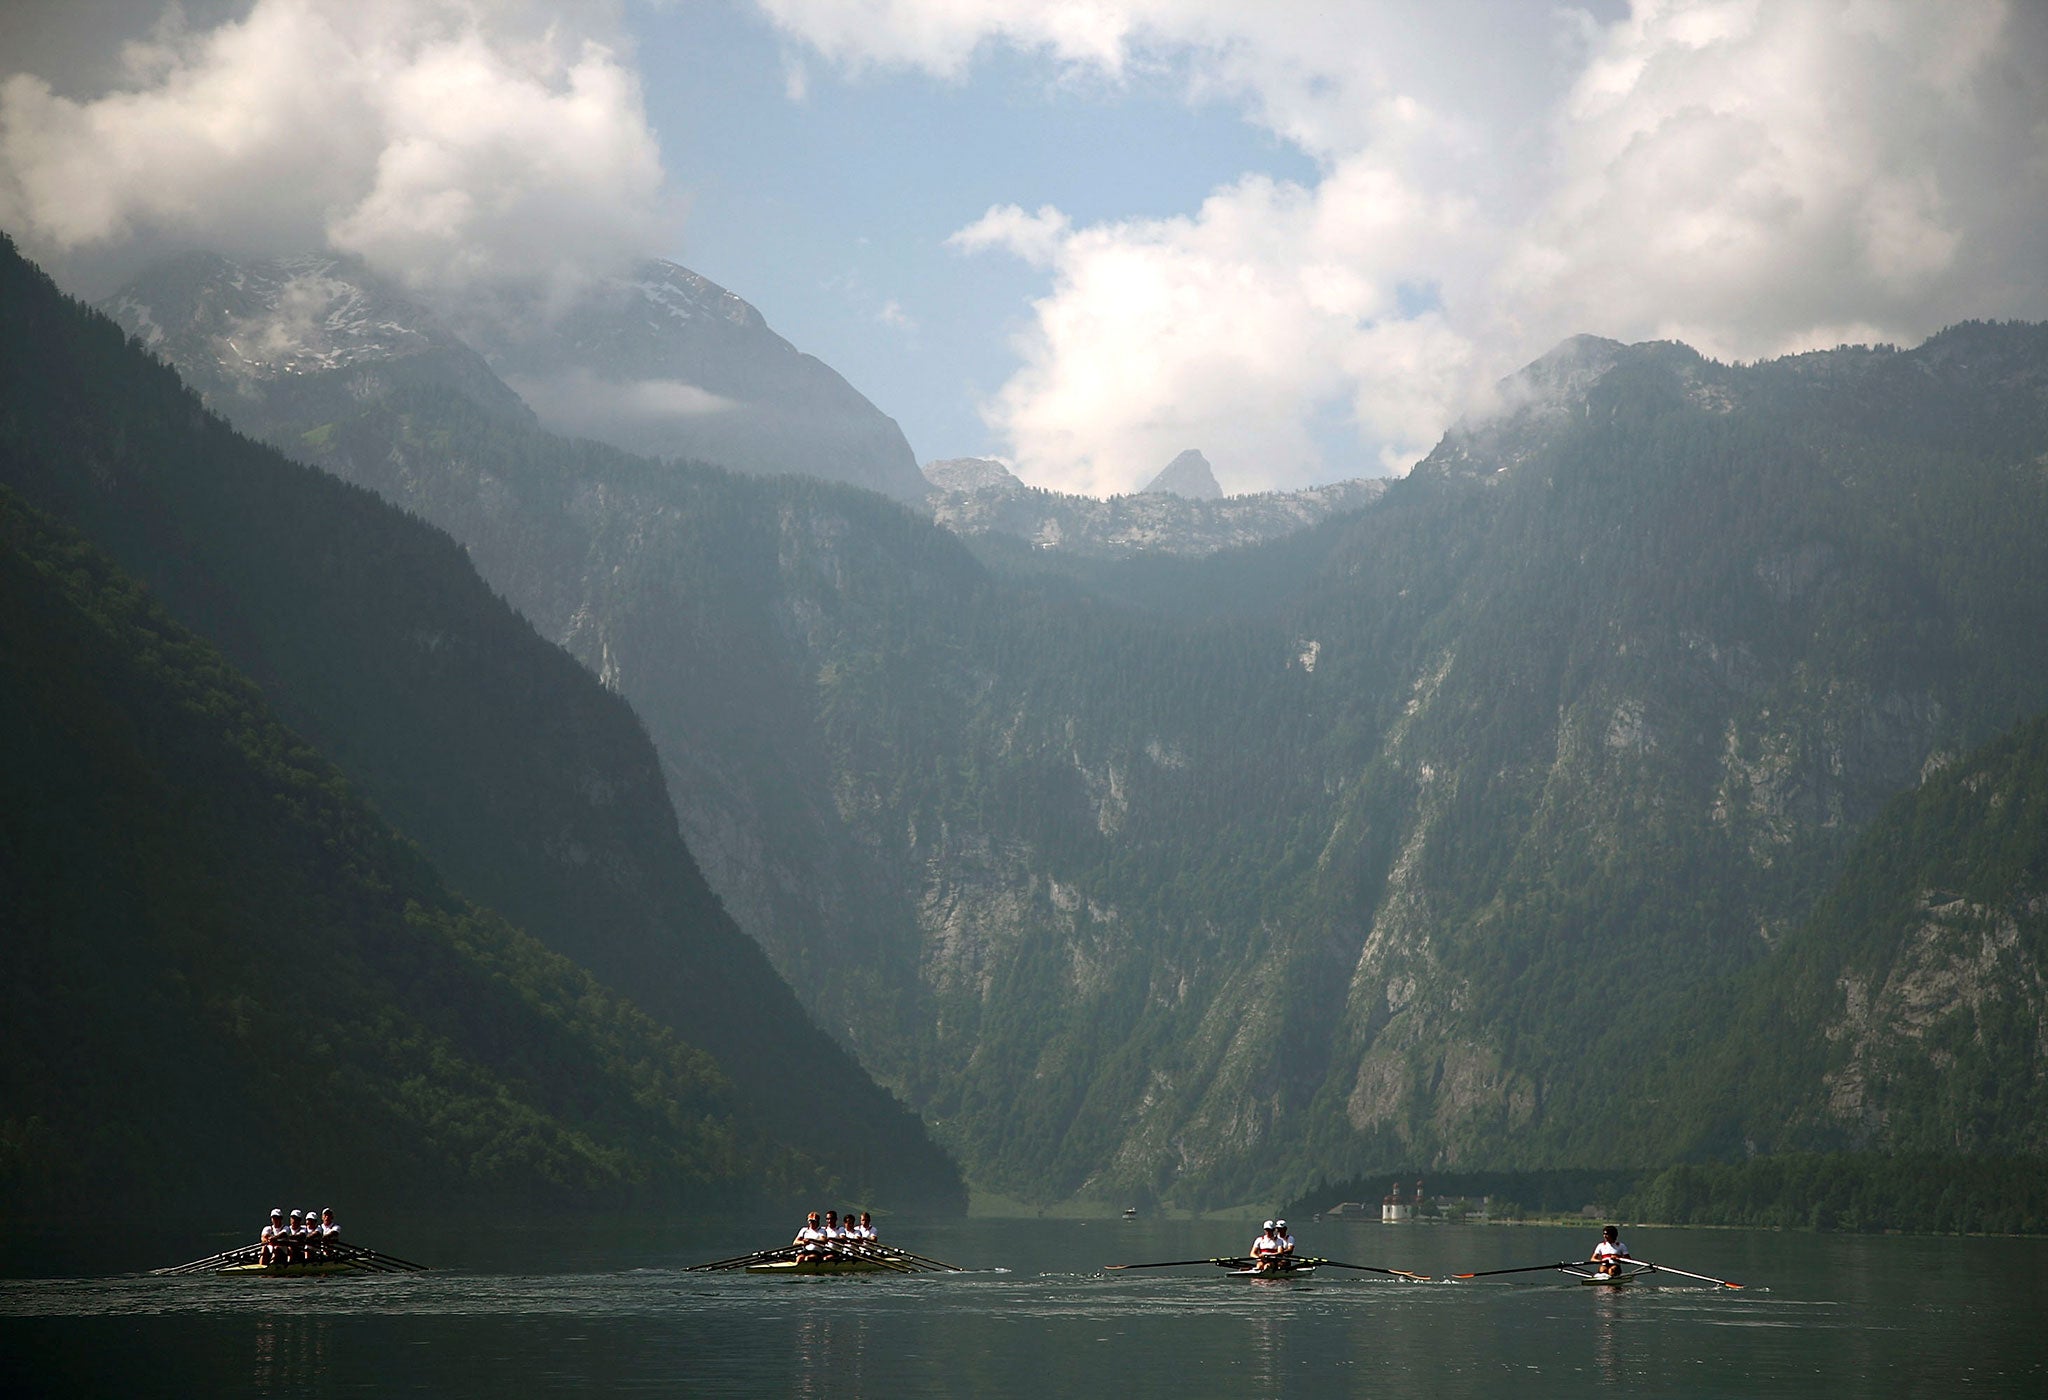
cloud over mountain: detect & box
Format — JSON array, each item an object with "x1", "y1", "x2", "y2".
[
  {"x1": 773, "y1": 0, "x2": 2048, "y2": 491},
  {"x1": 0, "y1": 0, "x2": 672, "y2": 299}
]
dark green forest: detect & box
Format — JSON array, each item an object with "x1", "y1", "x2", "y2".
[
  {"x1": 0, "y1": 489, "x2": 805, "y2": 1214},
  {"x1": 0, "y1": 236, "x2": 964, "y2": 1214}
]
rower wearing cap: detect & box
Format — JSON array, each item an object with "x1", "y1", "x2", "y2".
[
  {"x1": 300, "y1": 1209, "x2": 322, "y2": 1262},
  {"x1": 285, "y1": 1209, "x2": 306, "y2": 1265},
  {"x1": 793, "y1": 1212, "x2": 827, "y2": 1262},
  {"x1": 1274, "y1": 1219, "x2": 1296, "y2": 1258},
  {"x1": 260, "y1": 1209, "x2": 287, "y2": 1266},
  {"x1": 1250, "y1": 1221, "x2": 1283, "y2": 1272},
  {"x1": 1591, "y1": 1225, "x2": 1630, "y2": 1277},
  {"x1": 318, "y1": 1207, "x2": 340, "y2": 1258}
]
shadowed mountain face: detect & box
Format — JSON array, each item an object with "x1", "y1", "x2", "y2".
[
  {"x1": 78, "y1": 237, "x2": 2048, "y2": 1207},
  {"x1": 2, "y1": 237, "x2": 965, "y2": 1212}
]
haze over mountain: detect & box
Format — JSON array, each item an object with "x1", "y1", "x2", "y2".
[
  {"x1": 1, "y1": 237, "x2": 965, "y2": 1213},
  {"x1": 102, "y1": 253, "x2": 929, "y2": 505},
  {"x1": 95, "y1": 224, "x2": 2048, "y2": 1206},
  {"x1": 923, "y1": 455, "x2": 1385, "y2": 560}
]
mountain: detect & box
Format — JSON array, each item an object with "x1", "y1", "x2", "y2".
[
  {"x1": 923, "y1": 455, "x2": 1386, "y2": 559},
  {"x1": 0, "y1": 488, "x2": 799, "y2": 1215},
  {"x1": 84, "y1": 233, "x2": 2048, "y2": 1205},
  {"x1": 1669, "y1": 710, "x2": 2048, "y2": 1160},
  {"x1": 1, "y1": 235, "x2": 964, "y2": 1211},
  {"x1": 103, "y1": 252, "x2": 930, "y2": 504},
  {"x1": 456, "y1": 259, "x2": 930, "y2": 502},
  {"x1": 1141, "y1": 449, "x2": 1224, "y2": 499},
  {"x1": 102, "y1": 251, "x2": 534, "y2": 437}
]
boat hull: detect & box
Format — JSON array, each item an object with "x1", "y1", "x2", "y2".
[
  {"x1": 744, "y1": 1258, "x2": 896, "y2": 1275},
  {"x1": 218, "y1": 1261, "x2": 369, "y2": 1277},
  {"x1": 1228, "y1": 1265, "x2": 1317, "y2": 1278}
]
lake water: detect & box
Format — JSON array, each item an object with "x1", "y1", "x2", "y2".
[{"x1": 4, "y1": 1217, "x2": 2045, "y2": 1396}]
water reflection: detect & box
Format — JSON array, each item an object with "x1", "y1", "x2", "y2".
[
  {"x1": 251, "y1": 1314, "x2": 330, "y2": 1393},
  {"x1": 791, "y1": 1301, "x2": 870, "y2": 1397}
]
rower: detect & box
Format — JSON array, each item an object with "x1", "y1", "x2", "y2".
[
  {"x1": 855, "y1": 1211, "x2": 877, "y2": 1245},
  {"x1": 840, "y1": 1209, "x2": 865, "y2": 1251},
  {"x1": 793, "y1": 1212, "x2": 827, "y2": 1261},
  {"x1": 260, "y1": 1208, "x2": 287, "y2": 1266},
  {"x1": 285, "y1": 1209, "x2": 307, "y2": 1265},
  {"x1": 822, "y1": 1209, "x2": 844, "y2": 1255},
  {"x1": 1274, "y1": 1219, "x2": 1296, "y2": 1257},
  {"x1": 319, "y1": 1207, "x2": 340, "y2": 1253},
  {"x1": 1591, "y1": 1224, "x2": 1630, "y2": 1277},
  {"x1": 302, "y1": 1209, "x2": 322, "y2": 1262},
  {"x1": 1250, "y1": 1220, "x2": 1283, "y2": 1272}
]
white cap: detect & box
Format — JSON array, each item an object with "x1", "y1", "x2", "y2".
[
  {"x1": 1276, "y1": 1220, "x2": 1287, "y2": 1229},
  {"x1": 289, "y1": 1209, "x2": 302, "y2": 1217},
  {"x1": 1263, "y1": 1220, "x2": 1275, "y2": 1230},
  {"x1": 270, "y1": 1208, "x2": 283, "y2": 1217}
]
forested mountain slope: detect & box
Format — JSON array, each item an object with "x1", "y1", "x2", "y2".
[
  {"x1": 0, "y1": 490, "x2": 803, "y2": 1215},
  {"x1": 0, "y1": 236, "x2": 964, "y2": 1211},
  {"x1": 95, "y1": 231, "x2": 2048, "y2": 1206},
  {"x1": 1665, "y1": 710, "x2": 2048, "y2": 1160}
]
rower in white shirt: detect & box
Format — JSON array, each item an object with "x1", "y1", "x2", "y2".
[
  {"x1": 793, "y1": 1212, "x2": 829, "y2": 1261},
  {"x1": 1274, "y1": 1219, "x2": 1296, "y2": 1257},
  {"x1": 1591, "y1": 1225, "x2": 1630, "y2": 1277},
  {"x1": 259, "y1": 1208, "x2": 287, "y2": 1266},
  {"x1": 1250, "y1": 1221, "x2": 1284, "y2": 1272}
]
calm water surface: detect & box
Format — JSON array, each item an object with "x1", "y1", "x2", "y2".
[{"x1": 4, "y1": 1218, "x2": 2044, "y2": 1396}]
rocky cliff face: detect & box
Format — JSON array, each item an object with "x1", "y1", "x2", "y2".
[
  {"x1": 1141, "y1": 449, "x2": 1224, "y2": 499},
  {"x1": 103, "y1": 285, "x2": 2048, "y2": 1203},
  {"x1": 923, "y1": 455, "x2": 1385, "y2": 559}
]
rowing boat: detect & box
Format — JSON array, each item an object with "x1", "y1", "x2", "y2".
[
  {"x1": 744, "y1": 1257, "x2": 899, "y2": 1275},
  {"x1": 1228, "y1": 1262, "x2": 1317, "y2": 1279},
  {"x1": 216, "y1": 1260, "x2": 376, "y2": 1278}
]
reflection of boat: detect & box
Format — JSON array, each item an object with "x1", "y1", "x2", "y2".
[{"x1": 744, "y1": 1258, "x2": 898, "y2": 1276}]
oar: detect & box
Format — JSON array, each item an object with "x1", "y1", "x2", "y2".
[
  {"x1": 1635, "y1": 1260, "x2": 1744, "y2": 1289},
  {"x1": 329, "y1": 1243, "x2": 426, "y2": 1272},
  {"x1": 1105, "y1": 1257, "x2": 1252, "y2": 1271},
  {"x1": 690, "y1": 1246, "x2": 795, "y2": 1271},
  {"x1": 153, "y1": 1244, "x2": 262, "y2": 1275},
  {"x1": 875, "y1": 1247, "x2": 964, "y2": 1272},
  {"x1": 1450, "y1": 1260, "x2": 1601, "y2": 1279},
  {"x1": 1297, "y1": 1257, "x2": 1432, "y2": 1280},
  {"x1": 689, "y1": 1247, "x2": 797, "y2": 1272}
]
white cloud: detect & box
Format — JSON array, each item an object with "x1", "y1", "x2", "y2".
[
  {"x1": 775, "y1": 0, "x2": 2048, "y2": 494},
  {"x1": 946, "y1": 203, "x2": 1071, "y2": 267},
  {"x1": 0, "y1": 0, "x2": 674, "y2": 299}
]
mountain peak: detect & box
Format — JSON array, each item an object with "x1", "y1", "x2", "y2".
[
  {"x1": 924, "y1": 457, "x2": 1021, "y2": 493},
  {"x1": 1141, "y1": 449, "x2": 1223, "y2": 499}
]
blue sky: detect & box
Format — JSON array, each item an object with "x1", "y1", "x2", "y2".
[
  {"x1": 3, "y1": 0, "x2": 2044, "y2": 494},
  {"x1": 636, "y1": 1, "x2": 1318, "y2": 480}
]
